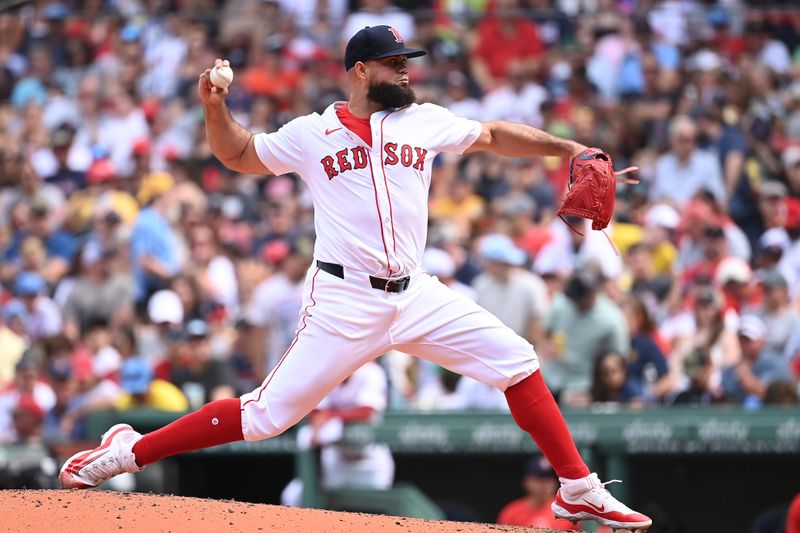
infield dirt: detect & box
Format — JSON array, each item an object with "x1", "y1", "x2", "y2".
[{"x1": 0, "y1": 490, "x2": 574, "y2": 532}]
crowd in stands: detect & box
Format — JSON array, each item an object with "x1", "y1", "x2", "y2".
[{"x1": 1, "y1": 0, "x2": 800, "y2": 454}]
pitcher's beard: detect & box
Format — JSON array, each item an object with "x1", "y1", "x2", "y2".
[{"x1": 367, "y1": 81, "x2": 416, "y2": 109}]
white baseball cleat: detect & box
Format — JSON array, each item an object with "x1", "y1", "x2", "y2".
[
  {"x1": 59, "y1": 423, "x2": 143, "y2": 489},
  {"x1": 552, "y1": 472, "x2": 652, "y2": 532}
]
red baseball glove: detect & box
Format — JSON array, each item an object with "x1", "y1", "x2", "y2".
[{"x1": 556, "y1": 148, "x2": 638, "y2": 234}]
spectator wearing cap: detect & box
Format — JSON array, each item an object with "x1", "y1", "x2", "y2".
[
  {"x1": 642, "y1": 203, "x2": 680, "y2": 276},
  {"x1": 754, "y1": 228, "x2": 797, "y2": 295},
  {"x1": 115, "y1": 354, "x2": 188, "y2": 413},
  {"x1": 244, "y1": 241, "x2": 313, "y2": 378},
  {"x1": 64, "y1": 167, "x2": 133, "y2": 234},
  {"x1": 543, "y1": 269, "x2": 629, "y2": 405},
  {"x1": 473, "y1": 234, "x2": 549, "y2": 346},
  {"x1": 131, "y1": 171, "x2": 182, "y2": 304},
  {"x1": 9, "y1": 271, "x2": 62, "y2": 341},
  {"x1": 0, "y1": 392, "x2": 54, "y2": 488},
  {"x1": 715, "y1": 255, "x2": 754, "y2": 315},
  {"x1": 757, "y1": 181, "x2": 789, "y2": 233},
  {"x1": 11, "y1": 394, "x2": 46, "y2": 444},
  {"x1": 139, "y1": 289, "x2": 184, "y2": 366},
  {"x1": 41, "y1": 125, "x2": 86, "y2": 197},
  {"x1": 160, "y1": 319, "x2": 236, "y2": 406},
  {"x1": 0, "y1": 350, "x2": 56, "y2": 444},
  {"x1": 722, "y1": 314, "x2": 792, "y2": 406},
  {"x1": 61, "y1": 244, "x2": 133, "y2": 340},
  {"x1": 422, "y1": 247, "x2": 476, "y2": 301},
  {"x1": 2, "y1": 300, "x2": 29, "y2": 339},
  {"x1": 39, "y1": 335, "x2": 81, "y2": 442},
  {"x1": 41, "y1": 359, "x2": 81, "y2": 443},
  {"x1": 87, "y1": 159, "x2": 140, "y2": 225},
  {"x1": 753, "y1": 271, "x2": 799, "y2": 356},
  {"x1": 670, "y1": 348, "x2": 726, "y2": 406},
  {"x1": 497, "y1": 454, "x2": 578, "y2": 529},
  {"x1": 650, "y1": 115, "x2": 725, "y2": 206}
]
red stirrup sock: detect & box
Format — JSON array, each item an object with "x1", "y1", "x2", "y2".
[
  {"x1": 505, "y1": 371, "x2": 590, "y2": 479},
  {"x1": 131, "y1": 398, "x2": 245, "y2": 467}
]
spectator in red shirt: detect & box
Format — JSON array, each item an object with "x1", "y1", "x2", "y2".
[
  {"x1": 497, "y1": 454, "x2": 579, "y2": 530},
  {"x1": 471, "y1": 0, "x2": 544, "y2": 91}
]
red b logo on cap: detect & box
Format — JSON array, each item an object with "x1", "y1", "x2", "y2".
[{"x1": 388, "y1": 26, "x2": 403, "y2": 43}]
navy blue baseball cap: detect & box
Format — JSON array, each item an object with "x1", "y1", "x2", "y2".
[{"x1": 344, "y1": 25, "x2": 427, "y2": 71}]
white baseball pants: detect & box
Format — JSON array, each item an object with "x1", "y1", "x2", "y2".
[{"x1": 240, "y1": 265, "x2": 539, "y2": 441}]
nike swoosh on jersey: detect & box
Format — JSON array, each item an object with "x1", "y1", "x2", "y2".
[{"x1": 325, "y1": 128, "x2": 342, "y2": 135}]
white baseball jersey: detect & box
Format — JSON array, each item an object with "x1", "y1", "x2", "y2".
[
  {"x1": 253, "y1": 102, "x2": 481, "y2": 277},
  {"x1": 240, "y1": 102, "x2": 539, "y2": 443}
]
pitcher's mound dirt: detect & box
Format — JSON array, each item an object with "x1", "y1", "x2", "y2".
[{"x1": 0, "y1": 490, "x2": 573, "y2": 533}]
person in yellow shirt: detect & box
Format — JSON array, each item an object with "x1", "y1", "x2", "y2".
[
  {"x1": 429, "y1": 176, "x2": 485, "y2": 231},
  {"x1": 66, "y1": 159, "x2": 140, "y2": 231},
  {"x1": 643, "y1": 203, "x2": 680, "y2": 276},
  {"x1": 115, "y1": 356, "x2": 188, "y2": 413}
]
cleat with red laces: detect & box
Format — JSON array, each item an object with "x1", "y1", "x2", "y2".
[
  {"x1": 552, "y1": 473, "x2": 652, "y2": 531},
  {"x1": 59, "y1": 424, "x2": 143, "y2": 489}
]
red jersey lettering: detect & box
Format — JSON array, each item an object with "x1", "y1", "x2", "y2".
[
  {"x1": 384, "y1": 143, "x2": 398, "y2": 165},
  {"x1": 413, "y1": 148, "x2": 427, "y2": 171},
  {"x1": 321, "y1": 156, "x2": 338, "y2": 180},
  {"x1": 400, "y1": 144, "x2": 413, "y2": 167},
  {"x1": 352, "y1": 147, "x2": 368, "y2": 170},
  {"x1": 336, "y1": 148, "x2": 353, "y2": 172}
]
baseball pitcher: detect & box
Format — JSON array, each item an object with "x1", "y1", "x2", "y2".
[{"x1": 60, "y1": 25, "x2": 650, "y2": 532}]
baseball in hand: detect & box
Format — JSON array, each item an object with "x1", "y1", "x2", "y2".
[{"x1": 210, "y1": 65, "x2": 234, "y2": 89}]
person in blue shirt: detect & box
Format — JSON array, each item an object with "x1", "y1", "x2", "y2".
[
  {"x1": 130, "y1": 174, "x2": 181, "y2": 305},
  {"x1": 4, "y1": 201, "x2": 76, "y2": 284},
  {"x1": 721, "y1": 314, "x2": 793, "y2": 406}
]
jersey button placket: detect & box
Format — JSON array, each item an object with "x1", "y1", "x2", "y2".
[{"x1": 370, "y1": 139, "x2": 395, "y2": 276}]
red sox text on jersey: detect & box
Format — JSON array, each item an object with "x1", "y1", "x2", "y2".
[
  {"x1": 252, "y1": 101, "x2": 481, "y2": 277},
  {"x1": 320, "y1": 144, "x2": 429, "y2": 180}
]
